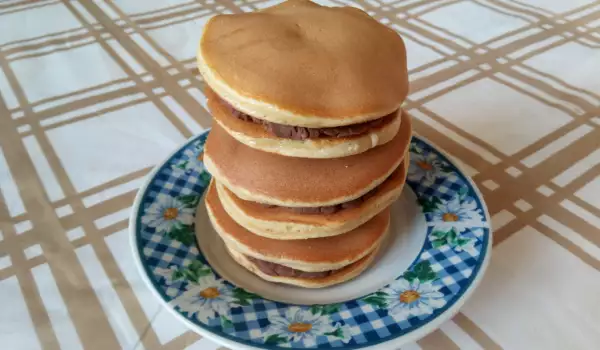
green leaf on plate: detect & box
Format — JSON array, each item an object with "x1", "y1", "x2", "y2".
[
  {"x1": 447, "y1": 229, "x2": 458, "y2": 245},
  {"x1": 264, "y1": 334, "x2": 288, "y2": 345},
  {"x1": 418, "y1": 196, "x2": 442, "y2": 213},
  {"x1": 174, "y1": 260, "x2": 212, "y2": 283},
  {"x1": 232, "y1": 288, "x2": 259, "y2": 306},
  {"x1": 167, "y1": 224, "x2": 195, "y2": 246},
  {"x1": 179, "y1": 194, "x2": 201, "y2": 208},
  {"x1": 174, "y1": 160, "x2": 188, "y2": 170},
  {"x1": 309, "y1": 305, "x2": 320, "y2": 315},
  {"x1": 172, "y1": 269, "x2": 185, "y2": 281},
  {"x1": 310, "y1": 304, "x2": 340, "y2": 315},
  {"x1": 403, "y1": 271, "x2": 418, "y2": 282},
  {"x1": 324, "y1": 327, "x2": 344, "y2": 338},
  {"x1": 440, "y1": 163, "x2": 454, "y2": 173},
  {"x1": 361, "y1": 294, "x2": 388, "y2": 309},
  {"x1": 220, "y1": 315, "x2": 233, "y2": 329},
  {"x1": 409, "y1": 143, "x2": 422, "y2": 154},
  {"x1": 431, "y1": 239, "x2": 446, "y2": 249},
  {"x1": 458, "y1": 187, "x2": 469, "y2": 200},
  {"x1": 200, "y1": 172, "x2": 211, "y2": 185},
  {"x1": 413, "y1": 261, "x2": 437, "y2": 282},
  {"x1": 456, "y1": 237, "x2": 472, "y2": 247},
  {"x1": 430, "y1": 230, "x2": 448, "y2": 239}
]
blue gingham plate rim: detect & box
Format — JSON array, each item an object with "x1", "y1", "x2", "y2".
[{"x1": 130, "y1": 130, "x2": 492, "y2": 349}]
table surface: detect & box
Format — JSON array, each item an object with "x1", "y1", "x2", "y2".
[{"x1": 1, "y1": 1, "x2": 599, "y2": 349}]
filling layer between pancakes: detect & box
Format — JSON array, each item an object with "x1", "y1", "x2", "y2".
[
  {"x1": 246, "y1": 255, "x2": 339, "y2": 278},
  {"x1": 215, "y1": 95, "x2": 397, "y2": 141},
  {"x1": 258, "y1": 177, "x2": 385, "y2": 214}
]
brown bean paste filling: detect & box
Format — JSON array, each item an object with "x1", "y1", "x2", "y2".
[
  {"x1": 217, "y1": 97, "x2": 396, "y2": 140},
  {"x1": 247, "y1": 256, "x2": 339, "y2": 279},
  {"x1": 259, "y1": 184, "x2": 380, "y2": 214}
]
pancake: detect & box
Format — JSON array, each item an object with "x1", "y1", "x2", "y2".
[
  {"x1": 205, "y1": 180, "x2": 390, "y2": 272},
  {"x1": 207, "y1": 87, "x2": 403, "y2": 158},
  {"x1": 197, "y1": 0, "x2": 408, "y2": 128},
  {"x1": 203, "y1": 111, "x2": 412, "y2": 207},
  {"x1": 226, "y1": 244, "x2": 378, "y2": 288},
  {"x1": 216, "y1": 154, "x2": 409, "y2": 239}
]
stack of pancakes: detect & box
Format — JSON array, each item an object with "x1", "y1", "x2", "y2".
[{"x1": 199, "y1": 0, "x2": 412, "y2": 288}]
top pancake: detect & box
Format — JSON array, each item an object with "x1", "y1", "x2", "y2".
[{"x1": 197, "y1": 0, "x2": 409, "y2": 127}]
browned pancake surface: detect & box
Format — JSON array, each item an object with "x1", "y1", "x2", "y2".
[
  {"x1": 224, "y1": 159, "x2": 407, "y2": 225},
  {"x1": 200, "y1": 0, "x2": 408, "y2": 119}
]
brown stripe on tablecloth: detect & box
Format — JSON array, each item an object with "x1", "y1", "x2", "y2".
[
  {"x1": 0, "y1": 90, "x2": 121, "y2": 349},
  {"x1": 453, "y1": 312, "x2": 503, "y2": 350},
  {"x1": 76, "y1": 0, "x2": 214, "y2": 130},
  {"x1": 418, "y1": 329, "x2": 460, "y2": 350}
]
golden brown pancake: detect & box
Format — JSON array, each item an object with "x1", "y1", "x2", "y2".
[
  {"x1": 203, "y1": 112, "x2": 412, "y2": 207},
  {"x1": 205, "y1": 180, "x2": 390, "y2": 272},
  {"x1": 216, "y1": 154, "x2": 409, "y2": 239},
  {"x1": 226, "y1": 244, "x2": 379, "y2": 288},
  {"x1": 197, "y1": 0, "x2": 408, "y2": 127},
  {"x1": 206, "y1": 87, "x2": 403, "y2": 158}
]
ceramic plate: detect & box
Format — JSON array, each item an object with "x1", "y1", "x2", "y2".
[{"x1": 130, "y1": 129, "x2": 492, "y2": 349}]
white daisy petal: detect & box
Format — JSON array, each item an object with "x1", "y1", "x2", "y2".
[
  {"x1": 302, "y1": 311, "x2": 323, "y2": 324},
  {"x1": 194, "y1": 306, "x2": 215, "y2": 324},
  {"x1": 393, "y1": 278, "x2": 412, "y2": 291},
  {"x1": 336, "y1": 324, "x2": 352, "y2": 343},
  {"x1": 269, "y1": 315, "x2": 290, "y2": 328},
  {"x1": 284, "y1": 307, "x2": 297, "y2": 319},
  {"x1": 410, "y1": 279, "x2": 421, "y2": 291},
  {"x1": 389, "y1": 304, "x2": 412, "y2": 319},
  {"x1": 145, "y1": 205, "x2": 163, "y2": 215},
  {"x1": 178, "y1": 213, "x2": 195, "y2": 226},
  {"x1": 211, "y1": 300, "x2": 230, "y2": 316},
  {"x1": 155, "y1": 221, "x2": 171, "y2": 232},
  {"x1": 416, "y1": 302, "x2": 434, "y2": 315},
  {"x1": 425, "y1": 297, "x2": 446, "y2": 309},
  {"x1": 462, "y1": 199, "x2": 478, "y2": 210},
  {"x1": 446, "y1": 198, "x2": 462, "y2": 213}
]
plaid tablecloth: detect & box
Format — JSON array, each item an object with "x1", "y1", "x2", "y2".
[{"x1": 1, "y1": 1, "x2": 599, "y2": 349}]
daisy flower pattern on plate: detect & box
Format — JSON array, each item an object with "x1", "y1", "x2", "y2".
[
  {"x1": 172, "y1": 147, "x2": 206, "y2": 176},
  {"x1": 408, "y1": 151, "x2": 452, "y2": 185},
  {"x1": 361, "y1": 261, "x2": 446, "y2": 321},
  {"x1": 430, "y1": 227, "x2": 479, "y2": 256},
  {"x1": 171, "y1": 273, "x2": 234, "y2": 324},
  {"x1": 141, "y1": 194, "x2": 195, "y2": 233},
  {"x1": 264, "y1": 308, "x2": 337, "y2": 344},
  {"x1": 427, "y1": 192, "x2": 484, "y2": 232},
  {"x1": 384, "y1": 278, "x2": 446, "y2": 320}
]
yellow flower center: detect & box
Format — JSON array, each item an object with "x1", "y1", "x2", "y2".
[
  {"x1": 417, "y1": 161, "x2": 433, "y2": 171},
  {"x1": 400, "y1": 290, "x2": 420, "y2": 304},
  {"x1": 199, "y1": 287, "x2": 220, "y2": 299},
  {"x1": 442, "y1": 213, "x2": 459, "y2": 222},
  {"x1": 163, "y1": 207, "x2": 179, "y2": 220},
  {"x1": 288, "y1": 323, "x2": 312, "y2": 333}
]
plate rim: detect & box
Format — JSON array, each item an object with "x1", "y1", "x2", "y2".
[{"x1": 129, "y1": 130, "x2": 493, "y2": 350}]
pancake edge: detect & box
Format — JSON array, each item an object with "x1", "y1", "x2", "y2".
[
  {"x1": 205, "y1": 181, "x2": 390, "y2": 272},
  {"x1": 225, "y1": 243, "x2": 380, "y2": 288},
  {"x1": 211, "y1": 101, "x2": 403, "y2": 158},
  {"x1": 216, "y1": 154, "x2": 409, "y2": 239}
]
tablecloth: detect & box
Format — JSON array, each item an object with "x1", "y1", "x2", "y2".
[{"x1": 0, "y1": 0, "x2": 599, "y2": 349}]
